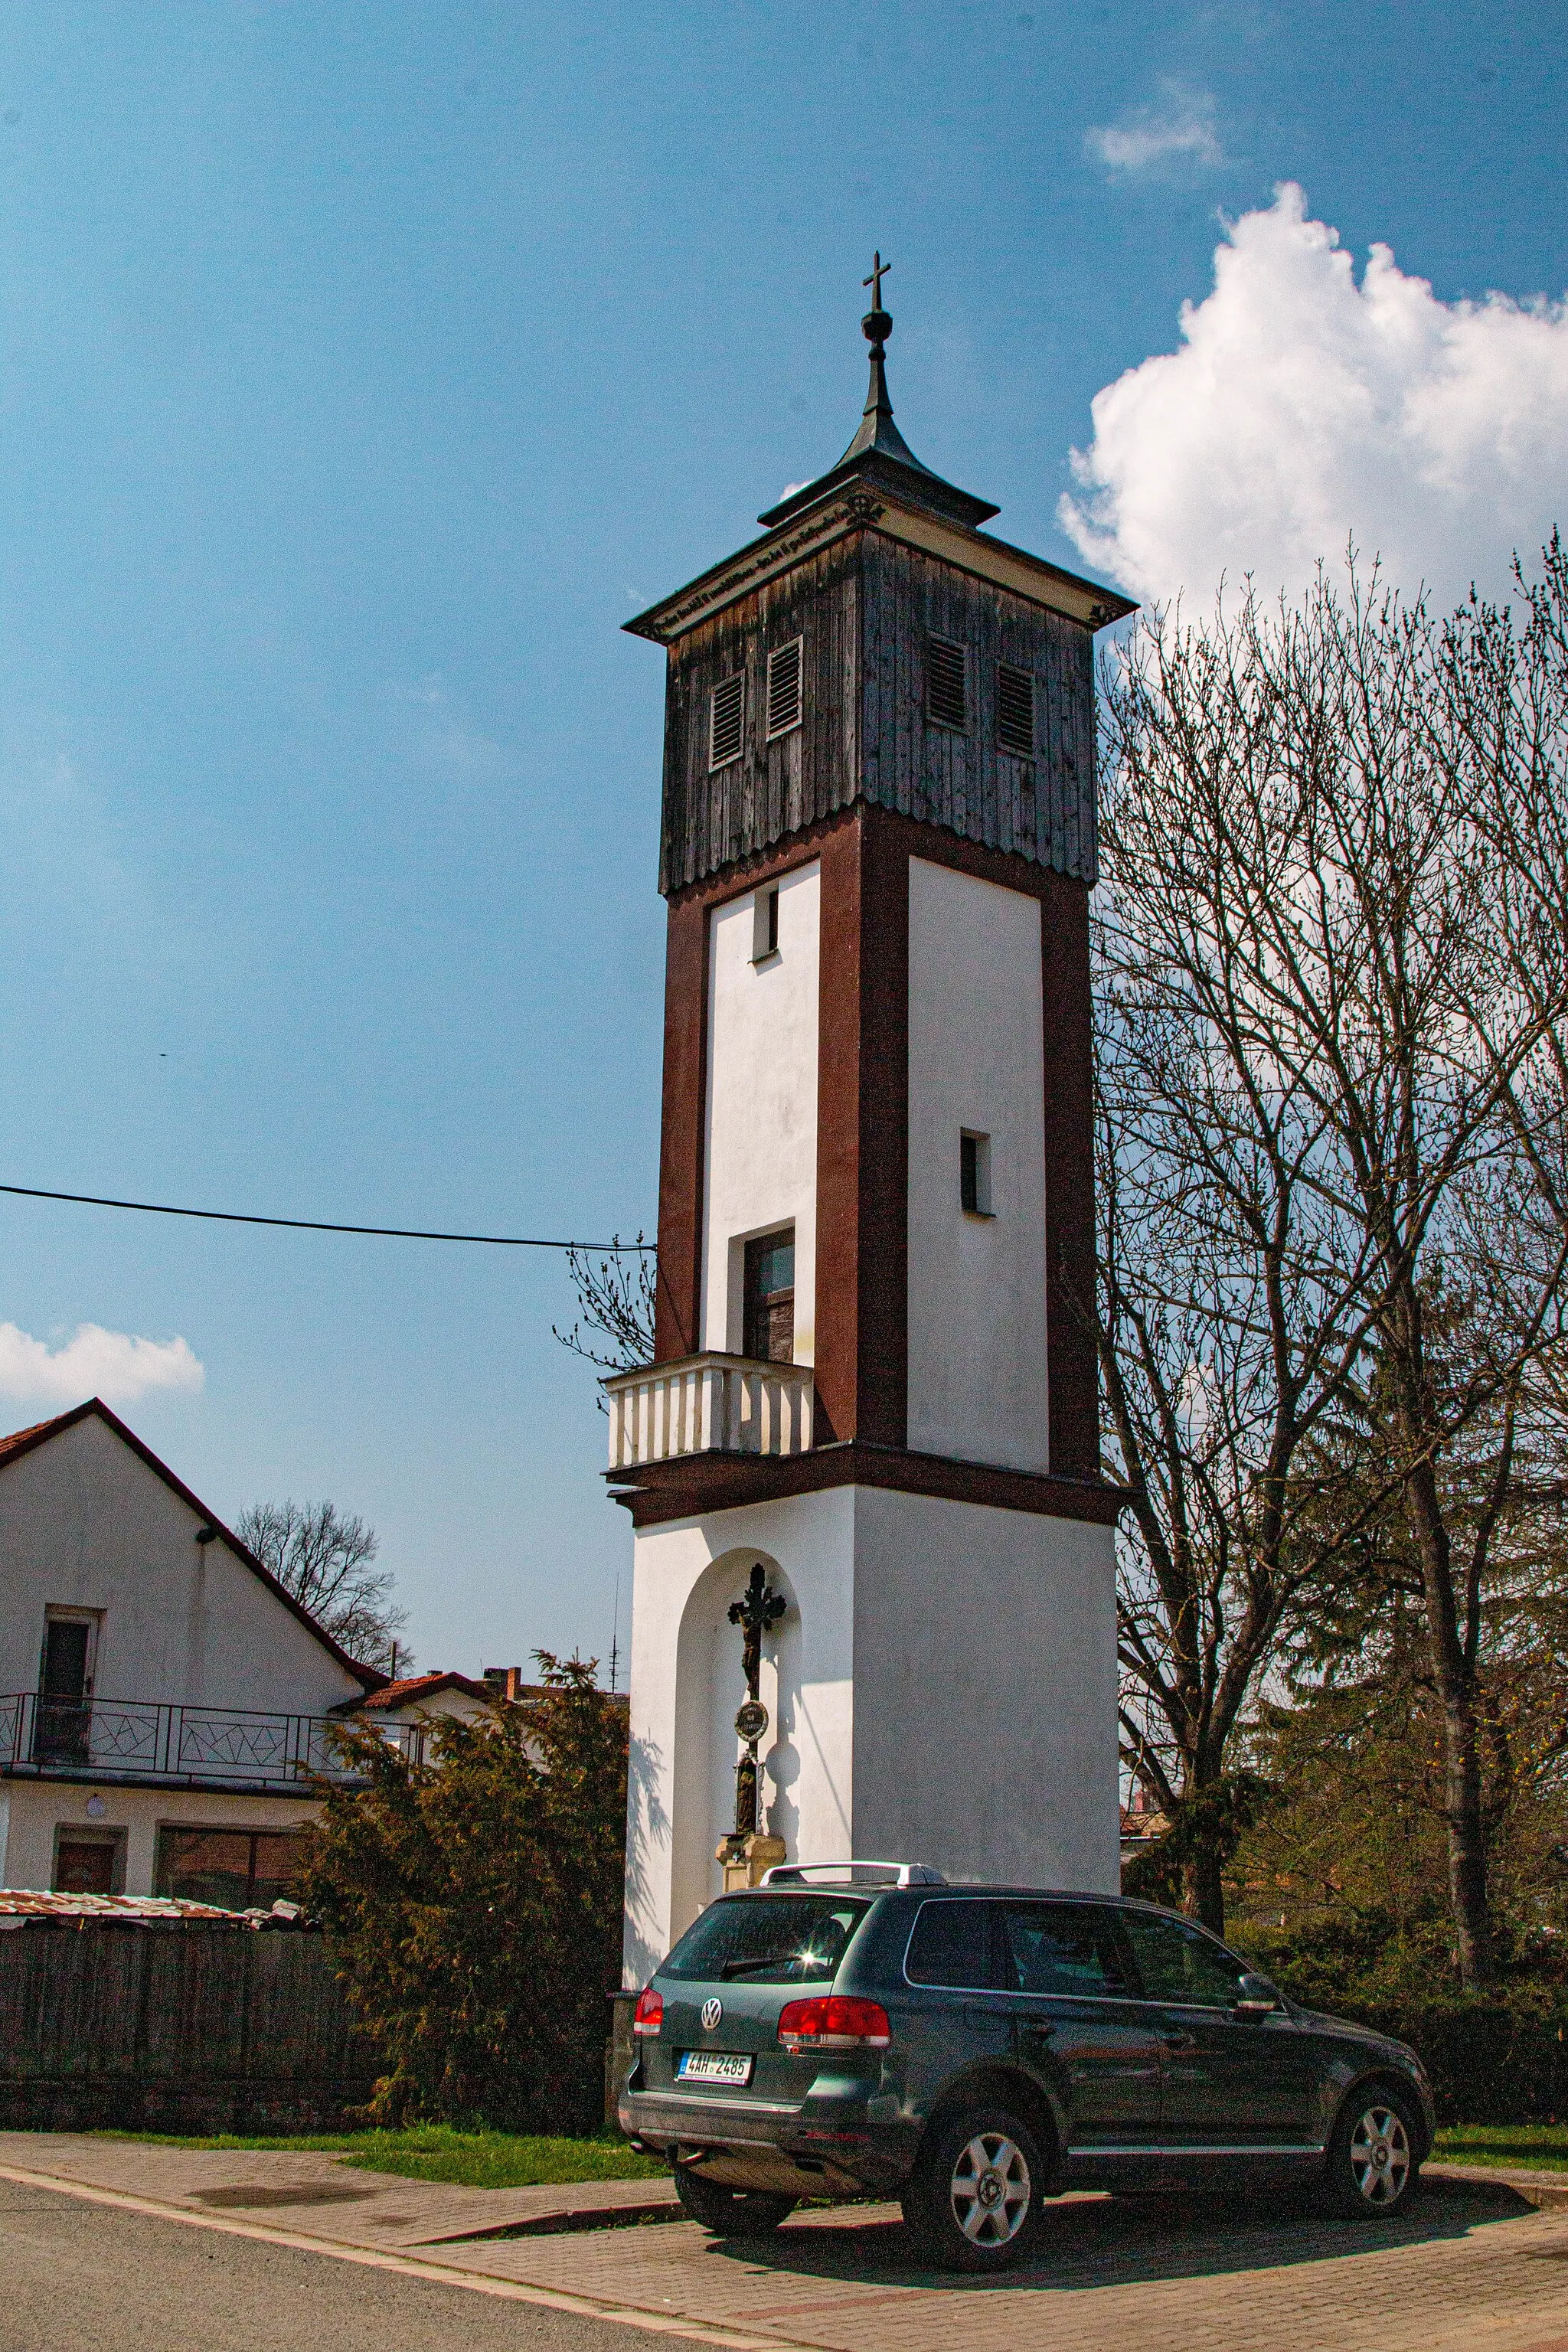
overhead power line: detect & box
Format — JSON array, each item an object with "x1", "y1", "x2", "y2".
[{"x1": 0, "y1": 1182, "x2": 655, "y2": 1253}]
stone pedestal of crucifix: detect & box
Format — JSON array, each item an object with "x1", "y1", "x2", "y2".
[{"x1": 716, "y1": 1562, "x2": 789, "y2": 1892}]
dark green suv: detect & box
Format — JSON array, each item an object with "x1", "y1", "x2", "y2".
[{"x1": 618, "y1": 1865, "x2": 1436, "y2": 2271}]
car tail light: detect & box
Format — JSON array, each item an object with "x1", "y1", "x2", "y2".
[
  {"x1": 632, "y1": 1987, "x2": 664, "y2": 2037},
  {"x1": 777, "y1": 1995, "x2": 891, "y2": 2050}
]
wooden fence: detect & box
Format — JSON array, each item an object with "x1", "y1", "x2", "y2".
[{"x1": 0, "y1": 1920, "x2": 377, "y2": 2132}]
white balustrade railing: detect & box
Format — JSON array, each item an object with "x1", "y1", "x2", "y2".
[{"x1": 603, "y1": 1353, "x2": 815, "y2": 1471}]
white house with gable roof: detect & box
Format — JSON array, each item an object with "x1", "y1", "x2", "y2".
[{"x1": 0, "y1": 1398, "x2": 385, "y2": 1903}]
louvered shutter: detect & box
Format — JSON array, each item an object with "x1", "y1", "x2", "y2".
[
  {"x1": 926, "y1": 637, "x2": 967, "y2": 731},
  {"x1": 709, "y1": 671, "x2": 746, "y2": 769},
  {"x1": 996, "y1": 663, "x2": 1035, "y2": 756},
  {"x1": 766, "y1": 639, "x2": 803, "y2": 739}
]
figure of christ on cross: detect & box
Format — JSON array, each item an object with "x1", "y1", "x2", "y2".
[{"x1": 726, "y1": 1563, "x2": 787, "y2": 1843}]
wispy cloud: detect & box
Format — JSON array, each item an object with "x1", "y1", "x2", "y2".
[
  {"x1": 1086, "y1": 81, "x2": 1223, "y2": 175},
  {"x1": 1059, "y1": 182, "x2": 1568, "y2": 609},
  {"x1": 0, "y1": 1322, "x2": 204, "y2": 1406}
]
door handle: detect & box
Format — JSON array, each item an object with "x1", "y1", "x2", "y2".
[
  {"x1": 1161, "y1": 2031, "x2": 1197, "y2": 2053},
  {"x1": 1021, "y1": 2022, "x2": 1056, "y2": 2041}
]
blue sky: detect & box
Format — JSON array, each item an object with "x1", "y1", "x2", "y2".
[{"x1": 1, "y1": 2, "x2": 1563, "y2": 1678}]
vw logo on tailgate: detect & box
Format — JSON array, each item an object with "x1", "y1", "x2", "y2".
[{"x1": 701, "y1": 1997, "x2": 723, "y2": 2031}]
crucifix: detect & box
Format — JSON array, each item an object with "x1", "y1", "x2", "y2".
[
  {"x1": 862, "y1": 250, "x2": 891, "y2": 310},
  {"x1": 725, "y1": 1563, "x2": 787, "y2": 1846}
]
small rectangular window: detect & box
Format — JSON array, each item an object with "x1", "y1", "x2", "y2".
[
  {"x1": 997, "y1": 663, "x2": 1035, "y2": 756},
  {"x1": 743, "y1": 1227, "x2": 795, "y2": 1364},
  {"x1": 752, "y1": 883, "x2": 780, "y2": 962},
  {"x1": 926, "y1": 636, "x2": 967, "y2": 731},
  {"x1": 960, "y1": 1130, "x2": 993, "y2": 1217},
  {"x1": 766, "y1": 639, "x2": 802, "y2": 740},
  {"x1": 710, "y1": 670, "x2": 746, "y2": 769}
]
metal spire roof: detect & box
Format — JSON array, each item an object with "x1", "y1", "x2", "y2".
[{"x1": 757, "y1": 256, "x2": 1001, "y2": 533}]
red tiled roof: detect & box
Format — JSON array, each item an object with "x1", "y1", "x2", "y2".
[
  {"x1": 0, "y1": 1412, "x2": 73, "y2": 1466},
  {"x1": 0, "y1": 1399, "x2": 385, "y2": 1693},
  {"x1": 355, "y1": 1671, "x2": 494, "y2": 1711}
]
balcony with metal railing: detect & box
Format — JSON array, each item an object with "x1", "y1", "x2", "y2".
[
  {"x1": 0, "y1": 1691, "x2": 405, "y2": 1793},
  {"x1": 603, "y1": 1352, "x2": 815, "y2": 1473}
]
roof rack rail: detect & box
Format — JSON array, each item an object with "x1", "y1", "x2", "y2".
[{"x1": 757, "y1": 1860, "x2": 948, "y2": 1889}]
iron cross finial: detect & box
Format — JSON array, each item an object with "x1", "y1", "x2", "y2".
[{"x1": 863, "y1": 250, "x2": 891, "y2": 309}]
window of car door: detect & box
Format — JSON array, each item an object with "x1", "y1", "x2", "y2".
[
  {"x1": 1001, "y1": 1900, "x2": 1162, "y2": 2141},
  {"x1": 1117, "y1": 1910, "x2": 1253, "y2": 2009}
]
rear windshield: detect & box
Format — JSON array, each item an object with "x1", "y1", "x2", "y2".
[{"x1": 661, "y1": 1894, "x2": 870, "y2": 1984}]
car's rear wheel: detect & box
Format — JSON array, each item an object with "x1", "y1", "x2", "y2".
[
  {"x1": 903, "y1": 2104, "x2": 1045, "y2": 2272},
  {"x1": 671, "y1": 2167, "x2": 797, "y2": 2236},
  {"x1": 1325, "y1": 2085, "x2": 1421, "y2": 2219}
]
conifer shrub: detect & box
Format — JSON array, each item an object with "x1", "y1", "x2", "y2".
[{"x1": 297, "y1": 1656, "x2": 626, "y2": 2134}]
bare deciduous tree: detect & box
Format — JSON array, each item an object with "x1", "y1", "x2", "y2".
[
  {"x1": 1100, "y1": 555, "x2": 1568, "y2": 1980},
  {"x1": 554, "y1": 1235, "x2": 656, "y2": 1382},
  {"x1": 237, "y1": 1498, "x2": 410, "y2": 1676}
]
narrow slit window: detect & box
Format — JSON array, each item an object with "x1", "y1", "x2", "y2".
[
  {"x1": 710, "y1": 671, "x2": 746, "y2": 769},
  {"x1": 743, "y1": 1228, "x2": 795, "y2": 1364},
  {"x1": 960, "y1": 1131, "x2": 994, "y2": 1217},
  {"x1": 752, "y1": 883, "x2": 780, "y2": 962},
  {"x1": 766, "y1": 639, "x2": 803, "y2": 740},
  {"x1": 997, "y1": 663, "x2": 1035, "y2": 756},
  {"x1": 926, "y1": 637, "x2": 968, "y2": 731}
]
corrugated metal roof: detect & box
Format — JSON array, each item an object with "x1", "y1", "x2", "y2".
[{"x1": 0, "y1": 1888, "x2": 302, "y2": 1926}]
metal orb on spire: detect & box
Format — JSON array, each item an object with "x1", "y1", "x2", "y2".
[{"x1": 862, "y1": 250, "x2": 892, "y2": 355}]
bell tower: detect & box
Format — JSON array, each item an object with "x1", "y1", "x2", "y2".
[{"x1": 610, "y1": 270, "x2": 1135, "y2": 1981}]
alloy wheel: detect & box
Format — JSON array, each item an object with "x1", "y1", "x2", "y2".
[
  {"x1": 1347, "y1": 2105, "x2": 1411, "y2": 2208},
  {"x1": 949, "y1": 2130, "x2": 1032, "y2": 2246}
]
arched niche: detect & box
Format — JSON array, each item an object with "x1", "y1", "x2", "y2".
[{"x1": 669, "y1": 1546, "x2": 802, "y2": 1942}]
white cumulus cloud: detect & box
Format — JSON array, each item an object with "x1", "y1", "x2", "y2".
[
  {"x1": 0, "y1": 1322, "x2": 204, "y2": 1407},
  {"x1": 1059, "y1": 183, "x2": 1568, "y2": 610},
  {"x1": 1086, "y1": 82, "x2": 1223, "y2": 175}
]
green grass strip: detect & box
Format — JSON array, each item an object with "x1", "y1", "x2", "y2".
[{"x1": 1434, "y1": 2124, "x2": 1568, "y2": 2173}]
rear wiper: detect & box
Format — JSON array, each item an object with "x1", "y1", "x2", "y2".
[{"x1": 721, "y1": 1954, "x2": 817, "y2": 1979}]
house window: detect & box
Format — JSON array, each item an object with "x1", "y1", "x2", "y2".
[
  {"x1": 154, "y1": 1827, "x2": 306, "y2": 1913},
  {"x1": 710, "y1": 670, "x2": 746, "y2": 769},
  {"x1": 743, "y1": 1228, "x2": 795, "y2": 1364},
  {"x1": 752, "y1": 882, "x2": 780, "y2": 962},
  {"x1": 53, "y1": 1828, "x2": 124, "y2": 1896},
  {"x1": 997, "y1": 662, "x2": 1035, "y2": 756},
  {"x1": 926, "y1": 636, "x2": 968, "y2": 731},
  {"x1": 766, "y1": 638, "x2": 803, "y2": 739},
  {"x1": 961, "y1": 1131, "x2": 994, "y2": 1217}
]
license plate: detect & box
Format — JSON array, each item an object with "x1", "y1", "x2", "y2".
[{"x1": 676, "y1": 2050, "x2": 753, "y2": 2085}]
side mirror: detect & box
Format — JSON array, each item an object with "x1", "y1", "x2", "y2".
[{"x1": 1233, "y1": 1973, "x2": 1279, "y2": 2017}]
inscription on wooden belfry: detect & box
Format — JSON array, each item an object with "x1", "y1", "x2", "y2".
[{"x1": 613, "y1": 266, "x2": 1135, "y2": 1974}]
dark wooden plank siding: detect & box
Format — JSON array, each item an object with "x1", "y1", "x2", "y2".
[{"x1": 660, "y1": 529, "x2": 1099, "y2": 895}]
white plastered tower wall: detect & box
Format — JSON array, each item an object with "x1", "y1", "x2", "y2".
[
  {"x1": 622, "y1": 1481, "x2": 1117, "y2": 1985},
  {"x1": 700, "y1": 861, "x2": 819, "y2": 1360}
]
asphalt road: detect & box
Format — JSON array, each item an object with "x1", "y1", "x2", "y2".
[{"x1": 0, "y1": 2180, "x2": 684, "y2": 2352}]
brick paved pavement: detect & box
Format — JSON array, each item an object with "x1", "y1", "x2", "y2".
[
  {"x1": 432, "y1": 2184, "x2": 1568, "y2": 2352},
  {"x1": 3, "y1": 2133, "x2": 1568, "y2": 2351}
]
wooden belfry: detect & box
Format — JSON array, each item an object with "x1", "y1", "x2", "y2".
[{"x1": 612, "y1": 266, "x2": 1134, "y2": 1973}]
